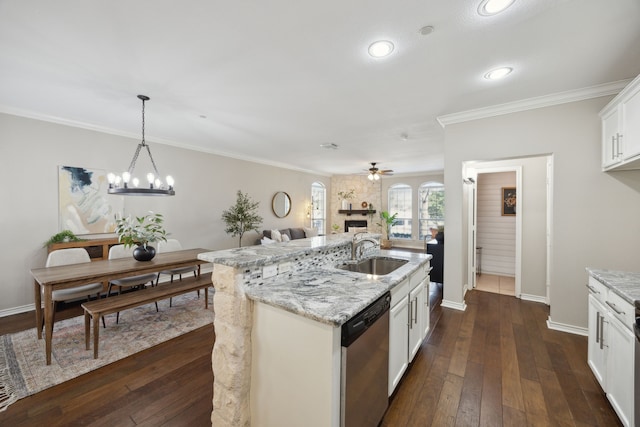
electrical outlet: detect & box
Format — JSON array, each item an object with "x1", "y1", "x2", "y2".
[{"x1": 263, "y1": 264, "x2": 278, "y2": 279}]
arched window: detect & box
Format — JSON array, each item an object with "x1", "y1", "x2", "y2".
[
  {"x1": 418, "y1": 182, "x2": 445, "y2": 240},
  {"x1": 388, "y1": 184, "x2": 412, "y2": 239},
  {"x1": 311, "y1": 182, "x2": 326, "y2": 235}
]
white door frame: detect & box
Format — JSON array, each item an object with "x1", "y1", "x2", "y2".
[{"x1": 466, "y1": 166, "x2": 523, "y2": 298}]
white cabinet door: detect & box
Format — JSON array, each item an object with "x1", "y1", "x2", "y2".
[
  {"x1": 587, "y1": 295, "x2": 607, "y2": 388},
  {"x1": 388, "y1": 295, "x2": 409, "y2": 396},
  {"x1": 421, "y1": 280, "x2": 430, "y2": 340},
  {"x1": 602, "y1": 107, "x2": 622, "y2": 168},
  {"x1": 606, "y1": 314, "x2": 635, "y2": 427},
  {"x1": 408, "y1": 283, "x2": 423, "y2": 361},
  {"x1": 621, "y1": 83, "x2": 640, "y2": 161}
]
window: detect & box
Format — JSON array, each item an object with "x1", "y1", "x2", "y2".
[
  {"x1": 311, "y1": 182, "x2": 326, "y2": 235},
  {"x1": 388, "y1": 184, "x2": 412, "y2": 239},
  {"x1": 418, "y1": 182, "x2": 445, "y2": 240}
]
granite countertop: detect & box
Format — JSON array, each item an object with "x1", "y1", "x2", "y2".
[
  {"x1": 198, "y1": 233, "x2": 368, "y2": 268},
  {"x1": 586, "y1": 268, "x2": 640, "y2": 304},
  {"x1": 244, "y1": 249, "x2": 431, "y2": 327},
  {"x1": 199, "y1": 238, "x2": 431, "y2": 327}
]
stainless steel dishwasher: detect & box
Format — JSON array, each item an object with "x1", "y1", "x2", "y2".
[{"x1": 341, "y1": 292, "x2": 391, "y2": 427}]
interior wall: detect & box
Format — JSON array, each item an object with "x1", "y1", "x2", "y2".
[
  {"x1": 476, "y1": 172, "x2": 516, "y2": 276},
  {"x1": 0, "y1": 113, "x2": 329, "y2": 313},
  {"x1": 443, "y1": 96, "x2": 640, "y2": 329}
]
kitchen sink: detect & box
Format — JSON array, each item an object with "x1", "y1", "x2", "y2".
[{"x1": 338, "y1": 256, "x2": 408, "y2": 276}]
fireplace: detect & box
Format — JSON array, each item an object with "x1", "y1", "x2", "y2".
[{"x1": 344, "y1": 220, "x2": 367, "y2": 232}]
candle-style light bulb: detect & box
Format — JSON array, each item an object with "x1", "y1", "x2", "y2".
[
  {"x1": 147, "y1": 173, "x2": 155, "y2": 189},
  {"x1": 122, "y1": 172, "x2": 130, "y2": 188},
  {"x1": 155, "y1": 178, "x2": 162, "y2": 188},
  {"x1": 132, "y1": 177, "x2": 140, "y2": 187},
  {"x1": 107, "y1": 173, "x2": 116, "y2": 188},
  {"x1": 166, "y1": 175, "x2": 174, "y2": 189}
]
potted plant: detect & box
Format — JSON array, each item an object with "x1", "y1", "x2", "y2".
[
  {"x1": 222, "y1": 190, "x2": 263, "y2": 247},
  {"x1": 331, "y1": 223, "x2": 341, "y2": 234},
  {"x1": 115, "y1": 212, "x2": 168, "y2": 261},
  {"x1": 435, "y1": 225, "x2": 444, "y2": 244},
  {"x1": 44, "y1": 229, "x2": 85, "y2": 247},
  {"x1": 378, "y1": 211, "x2": 398, "y2": 249}
]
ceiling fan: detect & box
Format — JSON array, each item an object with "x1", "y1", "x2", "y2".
[{"x1": 366, "y1": 162, "x2": 394, "y2": 181}]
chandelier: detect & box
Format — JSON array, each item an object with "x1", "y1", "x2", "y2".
[{"x1": 107, "y1": 95, "x2": 175, "y2": 196}]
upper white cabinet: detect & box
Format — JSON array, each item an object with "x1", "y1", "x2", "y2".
[{"x1": 600, "y1": 74, "x2": 640, "y2": 171}]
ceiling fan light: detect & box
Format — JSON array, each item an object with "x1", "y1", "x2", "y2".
[
  {"x1": 368, "y1": 173, "x2": 374, "y2": 181},
  {"x1": 374, "y1": 174, "x2": 380, "y2": 181}
]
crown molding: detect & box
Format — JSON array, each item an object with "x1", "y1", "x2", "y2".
[
  {"x1": 436, "y1": 79, "x2": 632, "y2": 127},
  {"x1": 0, "y1": 105, "x2": 331, "y2": 177}
]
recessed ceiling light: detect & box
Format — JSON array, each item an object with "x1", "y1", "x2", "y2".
[
  {"x1": 478, "y1": 0, "x2": 515, "y2": 16},
  {"x1": 368, "y1": 40, "x2": 394, "y2": 58},
  {"x1": 484, "y1": 67, "x2": 513, "y2": 80}
]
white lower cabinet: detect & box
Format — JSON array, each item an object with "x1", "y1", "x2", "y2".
[
  {"x1": 586, "y1": 276, "x2": 636, "y2": 427},
  {"x1": 408, "y1": 280, "x2": 426, "y2": 360},
  {"x1": 388, "y1": 263, "x2": 430, "y2": 396},
  {"x1": 388, "y1": 294, "x2": 409, "y2": 396},
  {"x1": 587, "y1": 294, "x2": 606, "y2": 388}
]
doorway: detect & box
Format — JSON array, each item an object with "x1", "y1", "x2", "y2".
[
  {"x1": 475, "y1": 171, "x2": 517, "y2": 296},
  {"x1": 465, "y1": 155, "x2": 551, "y2": 304}
]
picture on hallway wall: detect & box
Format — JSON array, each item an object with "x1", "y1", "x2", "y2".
[
  {"x1": 58, "y1": 165, "x2": 123, "y2": 234},
  {"x1": 501, "y1": 187, "x2": 516, "y2": 216}
]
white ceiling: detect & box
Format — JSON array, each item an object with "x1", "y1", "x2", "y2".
[{"x1": 1, "y1": 0, "x2": 639, "y2": 176}]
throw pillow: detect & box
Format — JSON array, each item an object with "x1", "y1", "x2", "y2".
[
  {"x1": 282, "y1": 234, "x2": 290, "y2": 242},
  {"x1": 289, "y1": 228, "x2": 306, "y2": 240},
  {"x1": 271, "y1": 229, "x2": 282, "y2": 242},
  {"x1": 261, "y1": 237, "x2": 275, "y2": 245},
  {"x1": 303, "y1": 227, "x2": 318, "y2": 237}
]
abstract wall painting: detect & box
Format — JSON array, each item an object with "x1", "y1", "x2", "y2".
[{"x1": 58, "y1": 166, "x2": 122, "y2": 234}]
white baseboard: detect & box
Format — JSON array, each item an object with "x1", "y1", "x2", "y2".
[
  {"x1": 441, "y1": 299, "x2": 467, "y2": 311},
  {"x1": 546, "y1": 316, "x2": 588, "y2": 336},
  {"x1": 520, "y1": 293, "x2": 548, "y2": 305},
  {"x1": 0, "y1": 303, "x2": 35, "y2": 317},
  {"x1": 0, "y1": 265, "x2": 215, "y2": 318}
]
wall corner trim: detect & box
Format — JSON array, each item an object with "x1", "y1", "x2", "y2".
[
  {"x1": 520, "y1": 293, "x2": 548, "y2": 305},
  {"x1": 546, "y1": 316, "x2": 588, "y2": 337},
  {"x1": 441, "y1": 299, "x2": 467, "y2": 311}
]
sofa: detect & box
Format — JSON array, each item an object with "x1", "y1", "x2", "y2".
[{"x1": 257, "y1": 227, "x2": 317, "y2": 245}]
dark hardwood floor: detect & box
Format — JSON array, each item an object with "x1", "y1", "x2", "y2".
[{"x1": 0, "y1": 285, "x2": 620, "y2": 426}]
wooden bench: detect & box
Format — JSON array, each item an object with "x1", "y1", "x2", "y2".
[{"x1": 82, "y1": 275, "x2": 212, "y2": 359}]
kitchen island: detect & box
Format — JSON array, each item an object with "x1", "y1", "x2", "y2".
[{"x1": 198, "y1": 234, "x2": 431, "y2": 427}]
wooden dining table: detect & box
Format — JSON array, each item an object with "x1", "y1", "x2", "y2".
[{"x1": 30, "y1": 248, "x2": 210, "y2": 365}]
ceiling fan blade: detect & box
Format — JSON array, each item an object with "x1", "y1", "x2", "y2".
[{"x1": 379, "y1": 169, "x2": 394, "y2": 174}]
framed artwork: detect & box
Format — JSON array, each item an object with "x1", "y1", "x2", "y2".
[
  {"x1": 502, "y1": 187, "x2": 516, "y2": 216},
  {"x1": 58, "y1": 166, "x2": 123, "y2": 234}
]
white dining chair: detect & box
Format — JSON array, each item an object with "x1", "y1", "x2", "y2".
[
  {"x1": 156, "y1": 239, "x2": 200, "y2": 306},
  {"x1": 108, "y1": 244, "x2": 159, "y2": 323},
  {"x1": 45, "y1": 248, "x2": 104, "y2": 330}
]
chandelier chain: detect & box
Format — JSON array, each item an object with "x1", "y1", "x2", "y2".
[{"x1": 126, "y1": 96, "x2": 161, "y2": 177}]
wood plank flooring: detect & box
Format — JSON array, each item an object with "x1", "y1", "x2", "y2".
[
  {"x1": 0, "y1": 286, "x2": 621, "y2": 426},
  {"x1": 382, "y1": 289, "x2": 621, "y2": 427}
]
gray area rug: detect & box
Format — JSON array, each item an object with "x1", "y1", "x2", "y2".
[{"x1": 0, "y1": 291, "x2": 214, "y2": 412}]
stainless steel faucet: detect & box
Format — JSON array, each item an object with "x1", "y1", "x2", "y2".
[{"x1": 351, "y1": 232, "x2": 379, "y2": 260}]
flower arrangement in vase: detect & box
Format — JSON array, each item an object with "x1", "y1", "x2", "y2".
[
  {"x1": 337, "y1": 189, "x2": 355, "y2": 210},
  {"x1": 115, "y1": 212, "x2": 168, "y2": 261}
]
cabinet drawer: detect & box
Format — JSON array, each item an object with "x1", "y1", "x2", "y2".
[
  {"x1": 587, "y1": 276, "x2": 607, "y2": 304},
  {"x1": 604, "y1": 291, "x2": 634, "y2": 331},
  {"x1": 390, "y1": 278, "x2": 409, "y2": 307}
]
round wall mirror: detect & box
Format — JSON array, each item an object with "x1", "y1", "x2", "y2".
[{"x1": 272, "y1": 192, "x2": 291, "y2": 218}]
